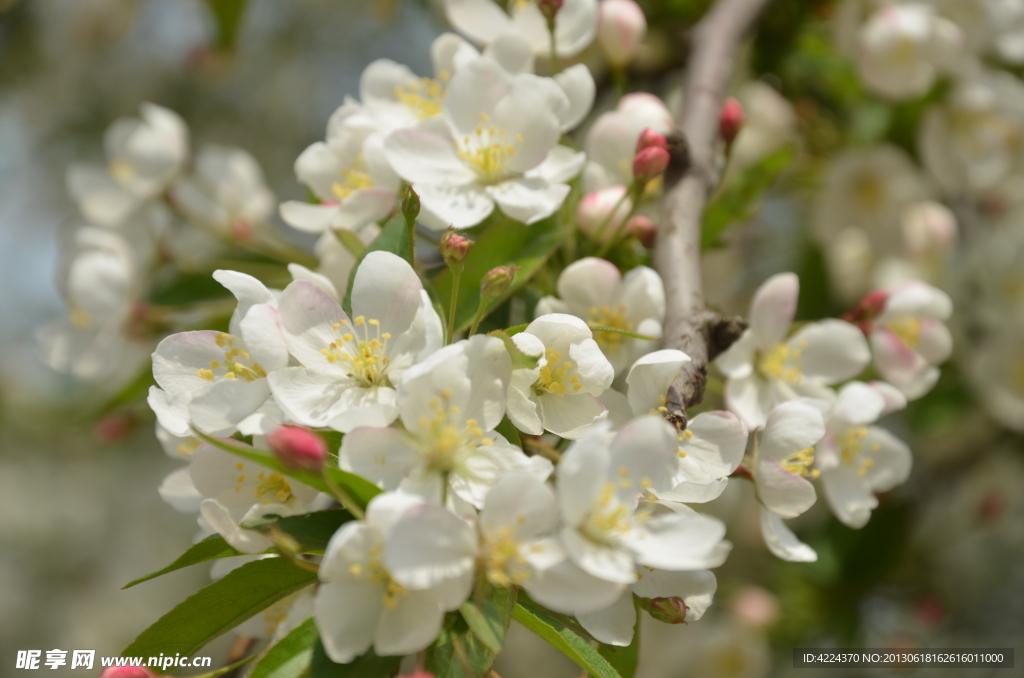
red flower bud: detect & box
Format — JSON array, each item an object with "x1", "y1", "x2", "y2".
[
  {"x1": 639, "y1": 596, "x2": 688, "y2": 624},
  {"x1": 626, "y1": 214, "x2": 657, "y2": 248},
  {"x1": 268, "y1": 425, "x2": 328, "y2": 472},
  {"x1": 635, "y1": 127, "x2": 668, "y2": 153},
  {"x1": 632, "y1": 146, "x2": 669, "y2": 181},
  {"x1": 842, "y1": 288, "x2": 891, "y2": 334},
  {"x1": 719, "y1": 97, "x2": 745, "y2": 146},
  {"x1": 99, "y1": 668, "x2": 159, "y2": 678},
  {"x1": 439, "y1": 230, "x2": 473, "y2": 269}
]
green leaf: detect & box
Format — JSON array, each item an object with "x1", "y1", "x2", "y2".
[
  {"x1": 595, "y1": 597, "x2": 641, "y2": 678},
  {"x1": 243, "y1": 509, "x2": 353, "y2": 554},
  {"x1": 427, "y1": 587, "x2": 517, "y2": 678},
  {"x1": 332, "y1": 229, "x2": 367, "y2": 259},
  {"x1": 309, "y1": 639, "x2": 400, "y2": 678},
  {"x1": 494, "y1": 417, "x2": 521, "y2": 449},
  {"x1": 122, "y1": 557, "x2": 317, "y2": 662},
  {"x1": 206, "y1": 0, "x2": 248, "y2": 49},
  {"x1": 488, "y1": 329, "x2": 540, "y2": 370},
  {"x1": 512, "y1": 600, "x2": 622, "y2": 678},
  {"x1": 460, "y1": 599, "x2": 505, "y2": 655},
  {"x1": 701, "y1": 145, "x2": 796, "y2": 250},
  {"x1": 249, "y1": 618, "x2": 319, "y2": 678},
  {"x1": 123, "y1": 535, "x2": 242, "y2": 589},
  {"x1": 342, "y1": 215, "x2": 408, "y2": 316},
  {"x1": 432, "y1": 216, "x2": 562, "y2": 334}
]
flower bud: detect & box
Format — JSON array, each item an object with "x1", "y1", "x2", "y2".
[
  {"x1": 537, "y1": 0, "x2": 563, "y2": 21},
  {"x1": 842, "y1": 288, "x2": 891, "y2": 334},
  {"x1": 901, "y1": 201, "x2": 957, "y2": 258},
  {"x1": 94, "y1": 413, "x2": 135, "y2": 442},
  {"x1": 401, "y1": 184, "x2": 420, "y2": 224},
  {"x1": 268, "y1": 425, "x2": 328, "y2": 472},
  {"x1": 635, "y1": 127, "x2": 668, "y2": 153},
  {"x1": 731, "y1": 586, "x2": 779, "y2": 628},
  {"x1": 577, "y1": 186, "x2": 633, "y2": 242},
  {"x1": 639, "y1": 596, "x2": 688, "y2": 624},
  {"x1": 597, "y1": 0, "x2": 648, "y2": 68},
  {"x1": 633, "y1": 146, "x2": 669, "y2": 182},
  {"x1": 231, "y1": 219, "x2": 253, "y2": 241},
  {"x1": 719, "y1": 97, "x2": 745, "y2": 146},
  {"x1": 99, "y1": 668, "x2": 159, "y2": 678},
  {"x1": 626, "y1": 214, "x2": 657, "y2": 248},
  {"x1": 480, "y1": 265, "x2": 520, "y2": 299},
  {"x1": 439, "y1": 230, "x2": 473, "y2": 269}
]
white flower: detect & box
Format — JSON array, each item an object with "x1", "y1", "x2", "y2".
[
  {"x1": 554, "y1": 417, "x2": 731, "y2": 585},
  {"x1": 967, "y1": 320, "x2": 1024, "y2": 432},
  {"x1": 171, "y1": 144, "x2": 274, "y2": 239},
  {"x1": 190, "y1": 441, "x2": 319, "y2": 553},
  {"x1": 856, "y1": 3, "x2": 962, "y2": 101},
  {"x1": 279, "y1": 125, "x2": 400, "y2": 235},
  {"x1": 384, "y1": 56, "x2": 584, "y2": 229},
  {"x1": 597, "y1": 0, "x2": 647, "y2": 68},
  {"x1": 813, "y1": 382, "x2": 912, "y2": 529},
  {"x1": 315, "y1": 492, "x2": 471, "y2": 663},
  {"x1": 870, "y1": 281, "x2": 953, "y2": 399},
  {"x1": 67, "y1": 102, "x2": 188, "y2": 227},
  {"x1": 444, "y1": 0, "x2": 599, "y2": 59},
  {"x1": 506, "y1": 314, "x2": 614, "y2": 438},
  {"x1": 583, "y1": 92, "x2": 674, "y2": 192},
  {"x1": 616, "y1": 350, "x2": 749, "y2": 504},
  {"x1": 269, "y1": 252, "x2": 443, "y2": 432},
  {"x1": 752, "y1": 400, "x2": 826, "y2": 562},
  {"x1": 156, "y1": 424, "x2": 203, "y2": 514},
  {"x1": 715, "y1": 273, "x2": 871, "y2": 429},
  {"x1": 341, "y1": 336, "x2": 552, "y2": 508},
  {"x1": 576, "y1": 186, "x2": 633, "y2": 242},
  {"x1": 725, "y1": 81, "x2": 799, "y2": 178},
  {"x1": 148, "y1": 271, "x2": 287, "y2": 437},
  {"x1": 536, "y1": 258, "x2": 665, "y2": 374}
]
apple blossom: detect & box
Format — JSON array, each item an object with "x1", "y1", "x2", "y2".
[
  {"x1": 597, "y1": 0, "x2": 647, "y2": 68},
  {"x1": 269, "y1": 251, "x2": 443, "y2": 432},
  {"x1": 584, "y1": 92, "x2": 675, "y2": 192},
  {"x1": 715, "y1": 273, "x2": 871, "y2": 429},
  {"x1": 535, "y1": 258, "x2": 665, "y2": 374},
  {"x1": 506, "y1": 314, "x2": 614, "y2": 438},
  {"x1": 576, "y1": 186, "x2": 634, "y2": 242},
  {"x1": 444, "y1": 0, "x2": 599, "y2": 59}
]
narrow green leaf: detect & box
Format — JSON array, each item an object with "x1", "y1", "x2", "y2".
[
  {"x1": 243, "y1": 509, "x2": 353, "y2": 554},
  {"x1": 587, "y1": 326, "x2": 658, "y2": 341},
  {"x1": 432, "y1": 216, "x2": 562, "y2": 334},
  {"x1": 342, "y1": 215, "x2": 408, "y2": 316},
  {"x1": 309, "y1": 639, "x2": 400, "y2": 678},
  {"x1": 122, "y1": 557, "x2": 317, "y2": 661},
  {"x1": 123, "y1": 536, "x2": 242, "y2": 589},
  {"x1": 488, "y1": 329, "x2": 540, "y2": 370},
  {"x1": 427, "y1": 587, "x2": 517, "y2": 678},
  {"x1": 333, "y1": 229, "x2": 367, "y2": 259},
  {"x1": 702, "y1": 145, "x2": 796, "y2": 250},
  {"x1": 512, "y1": 600, "x2": 622, "y2": 678},
  {"x1": 503, "y1": 323, "x2": 528, "y2": 336},
  {"x1": 595, "y1": 597, "x2": 641, "y2": 678},
  {"x1": 460, "y1": 600, "x2": 504, "y2": 655},
  {"x1": 249, "y1": 618, "x2": 319, "y2": 678},
  {"x1": 494, "y1": 417, "x2": 521, "y2": 449}
]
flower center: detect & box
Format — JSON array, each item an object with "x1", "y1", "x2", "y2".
[
  {"x1": 781, "y1": 446, "x2": 820, "y2": 479},
  {"x1": 457, "y1": 113, "x2": 523, "y2": 184},
  {"x1": 536, "y1": 347, "x2": 583, "y2": 396},
  {"x1": 580, "y1": 483, "x2": 635, "y2": 545},
  {"x1": 108, "y1": 159, "x2": 136, "y2": 185},
  {"x1": 393, "y1": 75, "x2": 448, "y2": 120},
  {"x1": 855, "y1": 175, "x2": 885, "y2": 211},
  {"x1": 756, "y1": 341, "x2": 803, "y2": 383},
  {"x1": 349, "y1": 545, "x2": 408, "y2": 610},
  {"x1": 331, "y1": 154, "x2": 374, "y2": 201},
  {"x1": 417, "y1": 392, "x2": 493, "y2": 474},
  {"x1": 483, "y1": 525, "x2": 529, "y2": 586},
  {"x1": 837, "y1": 426, "x2": 880, "y2": 477},
  {"x1": 321, "y1": 316, "x2": 393, "y2": 387},
  {"x1": 255, "y1": 471, "x2": 293, "y2": 504},
  {"x1": 587, "y1": 305, "x2": 634, "y2": 352},
  {"x1": 196, "y1": 333, "x2": 267, "y2": 382},
  {"x1": 886, "y1": 316, "x2": 922, "y2": 349}
]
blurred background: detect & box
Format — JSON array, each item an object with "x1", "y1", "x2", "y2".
[{"x1": 1, "y1": 0, "x2": 1023, "y2": 676}]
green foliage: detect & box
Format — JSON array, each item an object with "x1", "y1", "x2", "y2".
[
  {"x1": 249, "y1": 618, "x2": 319, "y2": 678},
  {"x1": 426, "y1": 586, "x2": 517, "y2": 678},
  {"x1": 512, "y1": 600, "x2": 622, "y2": 678},
  {"x1": 310, "y1": 639, "x2": 401, "y2": 678},
  {"x1": 432, "y1": 216, "x2": 563, "y2": 334},
  {"x1": 123, "y1": 535, "x2": 242, "y2": 589},
  {"x1": 242, "y1": 509, "x2": 355, "y2": 553},
  {"x1": 488, "y1": 329, "x2": 541, "y2": 370},
  {"x1": 494, "y1": 416, "x2": 522, "y2": 449},
  {"x1": 596, "y1": 597, "x2": 641, "y2": 678},
  {"x1": 207, "y1": 0, "x2": 249, "y2": 49},
  {"x1": 459, "y1": 599, "x2": 506, "y2": 655},
  {"x1": 342, "y1": 214, "x2": 410, "y2": 316},
  {"x1": 122, "y1": 557, "x2": 317, "y2": 662}
]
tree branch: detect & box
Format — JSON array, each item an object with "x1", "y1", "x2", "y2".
[{"x1": 655, "y1": 0, "x2": 772, "y2": 429}]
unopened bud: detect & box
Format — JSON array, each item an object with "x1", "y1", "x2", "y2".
[
  {"x1": 440, "y1": 230, "x2": 473, "y2": 269},
  {"x1": 639, "y1": 596, "x2": 688, "y2": 624},
  {"x1": 902, "y1": 201, "x2": 957, "y2": 258},
  {"x1": 842, "y1": 288, "x2": 891, "y2": 333},
  {"x1": 401, "y1": 184, "x2": 420, "y2": 225},
  {"x1": 577, "y1": 186, "x2": 633, "y2": 242},
  {"x1": 731, "y1": 586, "x2": 779, "y2": 628},
  {"x1": 719, "y1": 97, "x2": 745, "y2": 146},
  {"x1": 632, "y1": 146, "x2": 669, "y2": 182},
  {"x1": 636, "y1": 127, "x2": 668, "y2": 153},
  {"x1": 597, "y1": 0, "x2": 647, "y2": 68},
  {"x1": 231, "y1": 219, "x2": 253, "y2": 241},
  {"x1": 268, "y1": 425, "x2": 328, "y2": 472},
  {"x1": 537, "y1": 0, "x2": 563, "y2": 21},
  {"x1": 99, "y1": 668, "x2": 159, "y2": 678},
  {"x1": 94, "y1": 413, "x2": 135, "y2": 442},
  {"x1": 481, "y1": 265, "x2": 520, "y2": 299},
  {"x1": 626, "y1": 214, "x2": 657, "y2": 248}
]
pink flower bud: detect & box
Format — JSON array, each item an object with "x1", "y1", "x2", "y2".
[
  {"x1": 635, "y1": 127, "x2": 668, "y2": 153},
  {"x1": 537, "y1": 0, "x2": 564, "y2": 20},
  {"x1": 231, "y1": 219, "x2": 253, "y2": 241},
  {"x1": 719, "y1": 97, "x2": 745, "y2": 145},
  {"x1": 626, "y1": 214, "x2": 657, "y2": 248},
  {"x1": 268, "y1": 425, "x2": 328, "y2": 472},
  {"x1": 731, "y1": 586, "x2": 779, "y2": 628},
  {"x1": 842, "y1": 288, "x2": 891, "y2": 333},
  {"x1": 577, "y1": 186, "x2": 633, "y2": 242},
  {"x1": 439, "y1": 230, "x2": 473, "y2": 269},
  {"x1": 597, "y1": 0, "x2": 647, "y2": 68},
  {"x1": 632, "y1": 146, "x2": 669, "y2": 182},
  {"x1": 94, "y1": 413, "x2": 135, "y2": 442},
  {"x1": 99, "y1": 668, "x2": 159, "y2": 678},
  {"x1": 481, "y1": 266, "x2": 520, "y2": 299},
  {"x1": 639, "y1": 596, "x2": 688, "y2": 624}
]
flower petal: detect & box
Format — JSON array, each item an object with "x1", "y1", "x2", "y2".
[
  {"x1": 760, "y1": 508, "x2": 817, "y2": 562},
  {"x1": 486, "y1": 177, "x2": 569, "y2": 225},
  {"x1": 626, "y1": 349, "x2": 690, "y2": 416},
  {"x1": 791, "y1": 320, "x2": 871, "y2": 383},
  {"x1": 576, "y1": 592, "x2": 636, "y2": 646},
  {"x1": 383, "y1": 129, "x2": 477, "y2": 185},
  {"x1": 340, "y1": 427, "x2": 423, "y2": 491},
  {"x1": 760, "y1": 400, "x2": 826, "y2": 462},
  {"x1": 384, "y1": 505, "x2": 478, "y2": 590},
  {"x1": 750, "y1": 273, "x2": 799, "y2": 350},
  {"x1": 522, "y1": 538, "x2": 627, "y2": 614},
  {"x1": 415, "y1": 182, "x2": 496, "y2": 230}
]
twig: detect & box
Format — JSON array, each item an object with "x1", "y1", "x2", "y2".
[{"x1": 655, "y1": 0, "x2": 770, "y2": 428}]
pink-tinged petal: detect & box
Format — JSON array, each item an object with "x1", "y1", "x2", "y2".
[
  {"x1": 871, "y1": 327, "x2": 928, "y2": 386},
  {"x1": 869, "y1": 380, "x2": 908, "y2": 415},
  {"x1": 383, "y1": 129, "x2": 477, "y2": 185},
  {"x1": 897, "y1": 365, "x2": 940, "y2": 400},
  {"x1": 760, "y1": 509, "x2": 817, "y2": 562},
  {"x1": 821, "y1": 466, "x2": 876, "y2": 529},
  {"x1": 340, "y1": 427, "x2": 422, "y2": 491},
  {"x1": 276, "y1": 280, "x2": 348, "y2": 369},
  {"x1": 576, "y1": 592, "x2": 636, "y2": 646},
  {"x1": 760, "y1": 400, "x2": 826, "y2": 461},
  {"x1": 791, "y1": 319, "x2": 871, "y2": 383},
  {"x1": 755, "y1": 457, "x2": 817, "y2": 518},
  {"x1": 750, "y1": 272, "x2": 799, "y2": 349},
  {"x1": 351, "y1": 251, "x2": 424, "y2": 340},
  {"x1": 416, "y1": 182, "x2": 496, "y2": 230},
  {"x1": 279, "y1": 201, "x2": 341, "y2": 234}
]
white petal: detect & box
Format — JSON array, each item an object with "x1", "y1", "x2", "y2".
[
  {"x1": 561, "y1": 527, "x2": 636, "y2": 584},
  {"x1": 576, "y1": 592, "x2": 636, "y2": 646},
  {"x1": 760, "y1": 508, "x2": 817, "y2": 562},
  {"x1": 315, "y1": 579, "x2": 381, "y2": 663},
  {"x1": 557, "y1": 424, "x2": 612, "y2": 525},
  {"x1": 750, "y1": 273, "x2": 799, "y2": 350},
  {"x1": 626, "y1": 511, "x2": 729, "y2": 570},
  {"x1": 340, "y1": 427, "x2": 423, "y2": 491},
  {"x1": 626, "y1": 349, "x2": 690, "y2": 416},
  {"x1": 537, "y1": 392, "x2": 606, "y2": 438},
  {"x1": 159, "y1": 466, "x2": 203, "y2": 513},
  {"x1": 821, "y1": 466, "x2": 876, "y2": 529},
  {"x1": 522, "y1": 538, "x2": 627, "y2": 614},
  {"x1": 554, "y1": 64, "x2": 596, "y2": 132},
  {"x1": 791, "y1": 320, "x2": 871, "y2": 383},
  {"x1": 351, "y1": 251, "x2": 426, "y2": 341},
  {"x1": 630, "y1": 568, "x2": 717, "y2": 622},
  {"x1": 416, "y1": 182, "x2": 496, "y2": 230},
  {"x1": 481, "y1": 471, "x2": 558, "y2": 542},
  {"x1": 383, "y1": 129, "x2": 477, "y2": 185},
  {"x1": 375, "y1": 588, "x2": 449, "y2": 657},
  {"x1": 189, "y1": 379, "x2": 271, "y2": 435},
  {"x1": 755, "y1": 456, "x2": 817, "y2": 519},
  {"x1": 279, "y1": 201, "x2": 340, "y2": 234},
  {"x1": 384, "y1": 505, "x2": 478, "y2": 590},
  {"x1": 487, "y1": 178, "x2": 569, "y2": 225},
  {"x1": 760, "y1": 400, "x2": 826, "y2": 461},
  {"x1": 444, "y1": 0, "x2": 515, "y2": 49}
]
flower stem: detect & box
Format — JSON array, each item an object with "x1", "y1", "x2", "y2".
[
  {"x1": 468, "y1": 296, "x2": 489, "y2": 336},
  {"x1": 595, "y1": 199, "x2": 640, "y2": 258},
  {"x1": 406, "y1": 219, "x2": 417, "y2": 270},
  {"x1": 592, "y1": 184, "x2": 634, "y2": 244},
  {"x1": 547, "y1": 17, "x2": 560, "y2": 75},
  {"x1": 324, "y1": 471, "x2": 366, "y2": 521},
  {"x1": 447, "y1": 268, "x2": 462, "y2": 343}
]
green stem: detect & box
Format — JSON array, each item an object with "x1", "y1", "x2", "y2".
[
  {"x1": 613, "y1": 67, "x2": 629, "y2": 98},
  {"x1": 468, "y1": 296, "x2": 490, "y2": 336},
  {"x1": 324, "y1": 471, "x2": 366, "y2": 521},
  {"x1": 595, "y1": 198, "x2": 640, "y2": 258},
  {"x1": 447, "y1": 268, "x2": 463, "y2": 343},
  {"x1": 547, "y1": 17, "x2": 560, "y2": 75},
  {"x1": 406, "y1": 217, "x2": 417, "y2": 269},
  {"x1": 591, "y1": 183, "x2": 637, "y2": 247}
]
